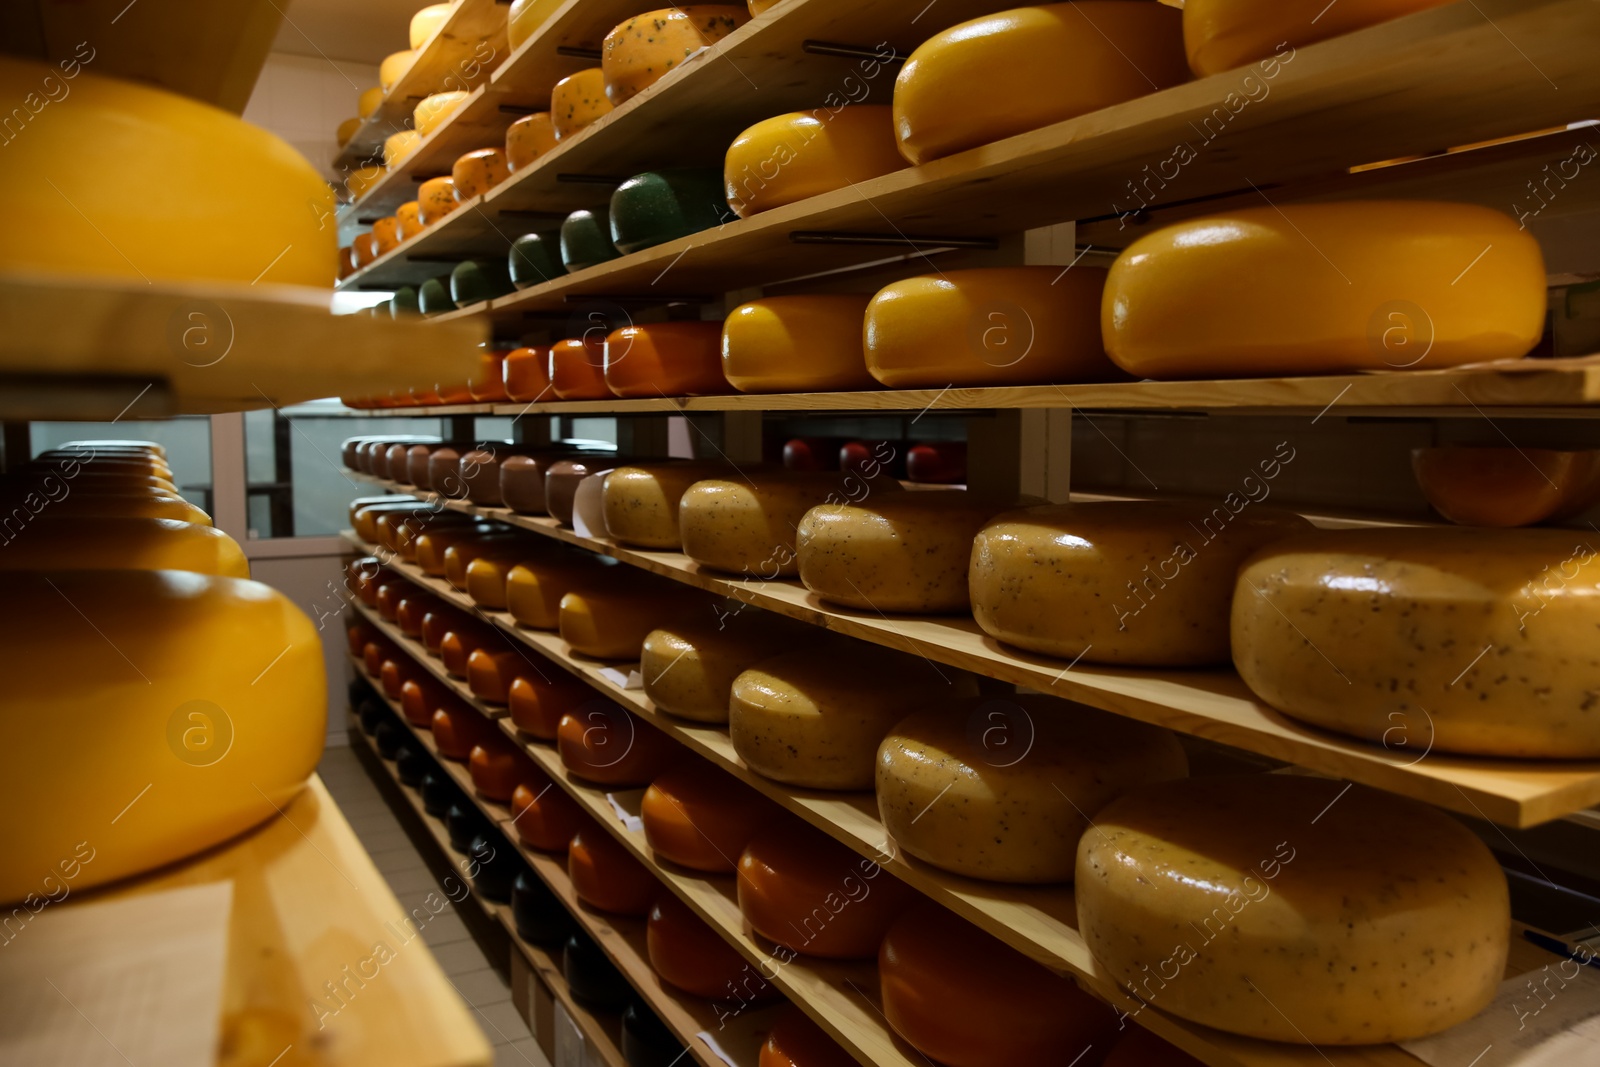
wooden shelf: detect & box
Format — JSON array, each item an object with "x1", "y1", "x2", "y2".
[
  {"x1": 341, "y1": 484, "x2": 1600, "y2": 829},
  {"x1": 0, "y1": 272, "x2": 485, "y2": 419}
]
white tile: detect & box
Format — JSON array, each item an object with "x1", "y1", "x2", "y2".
[
  {"x1": 420, "y1": 910, "x2": 472, "y2": 947},
  {"x1": 451, "y1": 967, "x2": 513, "y2": 1009},
  {"x1": 474, "y1": 1000, "x2": 533, "y2": 1046},
  {"x1": 428, "y1": 938, "x2": 495, "y2": 977},
  {"x1": 494, "y1": 1038, "x2": 549, "y2": 1067}
]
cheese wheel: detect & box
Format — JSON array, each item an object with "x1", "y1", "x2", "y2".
[
  {"x1": 347, "y1": 164, "x2": 385, "y2": 199},
  {"x1": 679, "y1": 471, "x2": 860, "y2": 577},
  {"x1": 510, "y1": 774, "x2": 587, "y2": 850},
  {"x1": 1234, "y1": 528, "x2": 1600, "y2": 757},
  {"x1": 602, "y1": 7, "x2": 750, "y2": 105},
  {"x1": 549, "y1": 336, "x2": 610, "y2": 399},
  {"x1": 546, "y1": 457, "x2": 620, "y2": 525},
  {"x1": 410, "y1": 2, "x2": 454, "y2": 48},
  {"x1": 893, "y1": 3, "x2": 1188, "y2": 164},
  {"x1": 556, "y1": 704, "x2": 680, "y2": 785},
  {"x1": 906, "y1": 441, "x2": 964, "y2": 484},
  {"x1": 452, "y1": 147, "x2": 511, "y2": 200},
  {"x1": 866, "y1": 266, "x2": 1118, "y2": 388},
  {"x1": 1103, "y1": 1026, "x2": 1205, "y2": 1067},
  {"x1": 336, "y1": 116, "x2": 362, "y2": 147},
  {"x1": 422, "y1": 607, "x2": 469, "y2": 654},
  {"x1": 375, "y1": 582, "x2": 405, "y2": 622},
  {"x1": 417, "y1": 177, "x2": 459, "y2": 225},
  {"x1": 878, "y1": 696, "x2": 1187, "y2": 883},
  {"x1": 881, "y1": 904, "x2": 1118, "y2": 1067},
  {"x1": 400, "y1": 675, "x2": 449, "y2": 727},
  {"x1": 648, "y1": 893, "x2": 765, "y2": 1000},
  {"x1": 468, "y1": 738, "x2": 533, "y2": 801},
  {"x1": 1412, "y1": 447, "x2": 1600, "y2": 527},
  {"x1": 358, "y1": 86, "x2": 384, "y2": 118},
  {"x1": 559, "y1": 208, "x2": 621, "y2": 272},
  {"x1": 737, "y1": 820, "x2": 912, "y2": 958},
  {"x1": 508, "y1": 671, "x2": 595, "y2": 739},
  {"x1": 726, "y1": 106, "x2": 903, "y2": 217},
  {"x1": 467, "y1": 349, "x2": 513, "y2": 399},
  {"x1": 1184, "y1": 0, "x2": 1451, "y2": 77},
  {"x1": 1077, "y1": 775, "x2": 1509, "y2": 1043},
  {"x1": 377, "y1": 657, "x2": 411, "y2": 702},
  {"x1": 439, "y1": 623, "x2": 497, "y2": 678},
  {"x1": 415, "y1": 90, "x2": 469, "y2": 135},
  {"x1": 466, "y1": 648, "x2": 527, "y2": 704},
  {"x1": 347, "y1": 620, "x2": 378, "y2": 658},
  {"x1": 506, "y1": 554, "x2": 615, "y2": 629},
  {"x1": 380, "y1": 49, "x2": 417, "y2": 91},
  {"x1": 506, "y1": 112, "x2": 557, "y2": 170},
  {"x1": 508, "y1": 0, "x2": 563, "y2": 51},
  {"x1": 0, "y1": 61, "x2": 339, "y2": 286},
  {"x1": 0, "y1": 517, "x2": 246, "y2": 577},
  {"x1": 610, "y1": 169, "x2": 734, "y2": 254},
  {"x1": 396, "y1": 591, "x2": 441, "y2": 637},
  {"x1": 795, "y1": 491, "x2": 1014, "y2": 613},
  {"x1": 604, "y1": 321, "x2": 729, "y2": 398},
  {"x1": 363, "y1": 637, "x2": 398, "y2": 677},
  {"x1": 641, "y1": 617, "x2": 799, "y2": 723},
  {"x1": 503, "y1": 346, "x2": 554, "y2": 401},
  {"x1": 464, "y1": 554, "x2": 521, "y2": 607},
  {"x1": 552, "y1": 68, "x2": 613, "y2": 140},
  {"x1": 1105, "y1": 202, "x2": 1546, "y2": 378},
  {"x1": 601, "y1": 462, "x2": 731, "y2": 548},
  {"x1": 31, "y1": 493, "x2": 211, "y2": 525},
  {"x1": 373, "y1": 216, "x2": 403, "y2": 255},
  {"x1": 410, "y1": 524, "x2": 492, "y2": 574},
  {"x1": 509, "y1": 232, "x2": 562, "y2": 289},
  {"x1": 730, "y1": 638, "x2": 977, "y2": 789},
  {"x1": 384, "y1": 129, "x2": 421, "y2": 167},
  {"x1": 432, "y1": 702, "x2": 498, "y2": 760},
  {"x1": 760, "y1": 1007, "x2": 855, "y2": 1067},
  {"x1": 568, "y1": 828, "x2": 656, "y2": 914},
  {"x1": 397, "y1": 200, "x2": 426, "y2": 239},
  {"x1": 972, "y1": 501, "x2": 1314, "y2": 666},
  {"x1": 722, "y1": 295, "x2": 875, "y2": 393},
  {"x1": 451, "y1": 258, "x2": 515, "y2": 307},
  {"x1": 0, "y1": 570, "x2": 325, "y2": 904},
  {"x1": 641, "y1": 763, "x2": 779, "y2": 871},
  {"x1": 353, "y1": 233, "x2": 380, "y2": 268}
]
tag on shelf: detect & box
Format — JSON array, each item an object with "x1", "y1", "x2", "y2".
[
  {"x1": 1400, "y1": 953, "x2": 1600, "y2": 1066},
  {"x1": 605, "y1": 793, "x2": 644, "y2": 833},
  {"x1": 597, "y1": 665, "x2": 643, "y2": 689}
]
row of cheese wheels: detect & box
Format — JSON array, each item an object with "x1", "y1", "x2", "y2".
[
  {"x1": 344, "y1": 547, "x2": 1511, "y2": 1053},
  {"x1": 1, "y1": 442, "x2": 328, "y2": 909},
  {"x1": 345, "y1": 444, "x2": 1600, "y2": 762}
]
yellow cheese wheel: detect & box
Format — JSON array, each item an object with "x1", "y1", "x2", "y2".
[
  {"x1": 726, "y1": 106, "x2": 904, "y2": 217},
  {"x1": 26, "y1": 492, "x2": 211, "y2": 526},
  {"x1": 970, "y1": 501, "x2": 1312, "y2": 666},
  {"x1": 411, "y1": 2, "x2": 455, "y2": 48},
  {"x1": 353, "y1": 232, "x2": 379, "y2": 268},
  {"x1": 1184, "y1": 0, "x2": 1452, "y2": 77},
  {"x1": 336, "y1": 115, "x2": 361, "y2": 146},
  {"x1": 397, "y1": 200, "x2": 426, "y2": 239},
  {"x1": 415, "y1": 90, "x2": 469, "y2": 136},
  {"x1": 452, "y1": 147, "x2": 511, "y2": 200},
  {"x1": 551, "y1": 68, "x2": 613, "y2": 140},
  {"x1": 722, "y1": 295, "x2": 875, "y2": 393},
  {"x1": 1077, "y1": 775, "x2": 1509, "y2": 1043},
  {"x1": 380, "y1": 49, "x2": 418, "y2": 92},
  {"x1": 505, "y1": 555, "x2": 615, "y2": 630},
  {"x1": 0, "y1": 517, "x2": 247, "y2": 577},
  {"x1": 358, "y1": 86, "x2": 384, "y2": 118},
  {"x1": 601, "y1": 6, "x2": 750, "y2": 106},
  {"x1": 1412, "y1": 447, "x2": 1600, "y2": 527},
  {"x1": 384, "y1": 129, "x2": 421, "y2": 167},
  {"x1": 372, "y1": 216, "x2": 403, "y2": 255},
  {"x1": 641, "y1": 616, "x2": 801, "y2": 723},
  {"x1": 1104, "y1": 202, "x2": 1546, "y2": 379},
  {"x1": 893, "y1": 3, "x2": 1188, "y2": 164},
  {"x1": 877, "y1": 697, "x2": 1187, "y2": 883},
  {"x1": 1233, "y1": 528, "x2": 1600, "y2": 758},
  {"x1": 0, "y1": 59, "x2": 335, "y2": 287},
  {"x1": 0, "y1": 569, "x2": 325, "y2": 904},
  {"x1": 508, "y1": 0, "x2": 563, "y2": 51},
  {"x1": 864, "y1": 267, "x2": 1120, "y2": 388},
  {"x1": 796, "y1": 491, "x2": 1018, "y2": 613},
  {"x1": 600, "y1": 462, "x2": 731, "y2": 548},
  {"x1": 506, "y1": 112, "x2": 558, "y2": 171},
  {"x1": 347, "y1": 164, "x2": 384, "y2": 198},
  {"x1": 559, "y1": 583, "x2": 712, "y2": 660},
  {"x1": 730, "y1": 638, "x2": 977, "y2": 789},
  {"x1": 417, "y1": 176, "x2": 459, "y2": 225},
  {"x1": 680, "y1": 471, "x2": 864, "y2": 577}
]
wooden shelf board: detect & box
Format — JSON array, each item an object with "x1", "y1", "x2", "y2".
[{"x1": 341, "y1": 485, "x2": 1600, "y2": 830}]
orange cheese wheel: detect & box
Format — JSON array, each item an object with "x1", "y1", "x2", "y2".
[
  {"x1": 422, "y1": 608, "x2": 468, "y2": 654},
  {"x1": 417, "y1": 176, "x2": 459, "y2": 226},
  {"x1": 452, "y1": 147, "x2": 511, "y2": 200},
  {"x1": 373, "y1": 216, "x2": 402, "y2": 255},
  {"x1": 397, "y1": 201, "x2": 426, "y2": 239},
  {"x1": 339, "y1": 244, "x2": 354, "y2": 277},
  {"x1": 379, "y1": 656, "x2": 415, "y2": 699},
  {"x1": 353, "y1": 232, "x2": 379, "y2": 268},
  {"x1": 601, "y1": 7, "x2": 750, "y2": 105},
  {"x1": 511, "y1": 774, "x2": 589, "y2": 851},
  {"x1": 411, "y1": 524, "x2": 493, "y2": 573},
  {"x1": 604, "y1": 321, "x2": 729, "y2": 397},
  {"x1": 440, "y1": 624, "x2": 497, "y2": 678},
  {"x1": 400, "y1": 675, "x2": 449, "y2": 727},
  {"x1": 556, "y1": 704, "x2": 679, "y2": 786},
  {"x1": 469, "y1": 737, "x2": 534, "y2": 801},
  {"x1": 506, "y1": 112, "x2": 558, "y2": 171},
  {"x1": 559, "y1": 583, "x2": 713, "y2": 660},
  {"x1": 467, "y1": 350, "x2": 512, "y2": 403},
  {"x1": 1103, "y1": 1027, "x2": 1205, "y2": 1067},
  {"x1": 760, "y1": 1007, "x2": 856, "y2": 1067},
  {"x1": 464, "y1": 555, "x2": 519, "y2": 609},
  {"x1": 395, "y1": 591, "x2": 439, "y2": 637},
  {"x1": 504, "y1": 345, "x2": 554, "y2": 402},
  {"x1": 648, "y1": 893, "x2": 768, "y2": 1000},
  {"x1": 362, "y1": 638, "x2": 397, "y2": 677},
  {"x1": 466, "y1": 648, "x2": 528, "y2": 704},
  {"x1": 642, "y1": 763, "x2": 779, "y2": 872},
  {"x1": 568, "y1": 828, "x2": 656, "y2": 914},
  {"x1": 737, "y1": 820, "x2": 912, "y2": 958},
  {"x1": 551, "y1": 69, "x2": 613, "y2": 140},
  {"x1": 1183, "y1": 0, "x2": 1451, "y2": 78},
  {"x1": 508, "y1": 672, "x2": 594, "y2": 739},
  {"x1": 880, "y1": 904, "x2": 1119, "y2": 1067},
  {"x1": 1412, "y1": 447, "x2": 1600, "y2": 527},
  {"x1": 375, "y1": 581, "x2": 403, "y2": 620},
  {"x1": 347, "y1": 620, "x2": 378, "y2": 658},
  {"x1": 432, "y1": 703, "x2": 497, "y2": 760},
  {"x1": 548, "y1": 336, "x2": 610, "y2": 399}
]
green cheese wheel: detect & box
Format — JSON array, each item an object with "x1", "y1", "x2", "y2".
[
  {"x1": 418, "y1": 274, "x2": 454, "y2": 315},
  {"x1": 560, "y1": 208, "x2": 621, "y2": 273},
  {"x1": 450, "y1": 258, "x2": 515, "y2": 307},
  {"x1": 609, "y1": 168, "x2": 736, "y2": 254},
  {"x1": 509, "y1": 231, "x2": 563, "y2": 289},
  {"x1": 389, "y1": 285, "x2": 420, "y2": 318}
]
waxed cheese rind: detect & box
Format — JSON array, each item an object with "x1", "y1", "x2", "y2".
[{"x1": 679, "y1": 472, "x2": 852, "y2": 577}]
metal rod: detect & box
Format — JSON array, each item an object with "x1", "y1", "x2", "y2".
[
  {"x1": 788, "y1": 230, "x2": 999, "y2": 249},
  {"x1": 498, "y1": 104, "x2": 541, "y2": 115},
  {"x1": 801, "y1": 40, "x2": 908, "y2": 63},
  {"x1": 556, "y1": 46, "x2": 604, "y2": 60},
  {"x1": 404, "y1": 254, "x2": 476, "y2": 263}
]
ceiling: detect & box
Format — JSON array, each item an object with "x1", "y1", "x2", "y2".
[{"x1": 270, "y1": 0, "x2": 430, "y2": 66}]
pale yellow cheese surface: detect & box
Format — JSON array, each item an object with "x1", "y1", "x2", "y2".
[
  {"x1": 679, "y1": 471, "x2": 856, "y2": 577},
  {"x1": 601, "y1": 462, "x2": 729, "y2": 548},
  {"x1": 640, "y1": 616, "x2": 800, "y2": 722}
]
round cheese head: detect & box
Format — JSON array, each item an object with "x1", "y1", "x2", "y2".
[
  {"x1": 551, "y1": 68, "x2": 613, "y2": 140},
  {"x1": 510, "y1": 776, "x2": 586, "y2": 852},
  {"x1": 601, "y1": 6, "x2": 749, "y2": 105},
  {"x1": 877, "y1": 696, "x2": 1187, "y2": 883},
  {"x1": 1233, "y1": 528, "x2": 1600, "y2": 758},
  {"x1": 410, "y1": 2, "x2": 453, "y2": 48},
  {"x1": 970, "y1": 500, "x2": 1313, "y2": 666},
  {"x1": 555, "y1": 702, "x2": 679, "y2": 786},
  {"x1": 759, "y1": 1007, "x2": 855, "y2": 1067},
  {"x1": 721, "y1": 294, "x2": 876, "y2": 393},
  {"x1": 601, "y1": 461, "x2": 731, "y2": 548},
  {"x1": 641, "y1": 615, "x2": 800, "y2": 722},
  {"x1": 568, "y1": 828, "x2": 654, "y2": 915},
  {"x1": 1412, "y1": 446, "x2": 1600, "y2": 527},
  {"x1": 680, "y1": 470, "x2": 865, "y2": 577},
  {"x1": 725, "y1": 105, "x2": 904, "y2": 217},
  {"x1": 1184, "y1": 0, "x2": 1452, "y2": 77},
  {"x1": 379, "y1": 49, "x2": 417, "y2": 91},
  {"x1": 415, "y1": 90, "x2": 469, "y2": 135},
  {"x1": 506, "y1": 112, "x2": 557, "y2": 171},
  {"x1": 642, "y1": 762, "x2": 779, "y2": 872},
  {"x1": 1077, "y1": 774, "x2": 1509, "y2": 1043},
  {"x1": 647, "y1": 893, "x2": 768, "y2": 1000},
  {"x1": 0, "y1": 516, "x2": 246, "y2": 578}
]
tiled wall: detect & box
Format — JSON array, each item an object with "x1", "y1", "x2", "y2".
[{"x1": 243, "y1": 52, "x2": 379, "y2": 185}]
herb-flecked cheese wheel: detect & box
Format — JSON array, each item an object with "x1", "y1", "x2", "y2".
[
  {"x1": 552, "y1": 68, "x2": 613, "y2": 140},
  {"x1": 452, "y1": 147, "x2": 511, "y2": 199},
  {"x1": 1183, "y1": 0, "x2": 1452, "y2": 77},
  {"x1": 679, "y1": 470, "x2": 863, "y2": 577},
  {"x1": 601, "y1": 6, "x2": 750, "y2": 105},
  {"x1": 506, "y1": 112, "x2": 557, "y2": 170},
  {"x1": 1233, "y1": 528, "x2": 1600, "y2": 757},
  {"x1": 417, "y1": 177, "x2": 459, "y2": 225},
  {"x1": 725, "y1": 106, "x2": 903, "y2": 217},
  {"x1": 721, "y1": 295, "x2": 876, "y2": 393},
  {"x1": 601, "y1": 462, "x2": 732, "y2": 548},
  {"x1": 641, "y1": 616, "x2": 800, "y2": 723},
  {"x1": 1076, "y1": 775, "x2": 1509, "y2": 1043},
  {"x1": 397, "y1": 200, "x2": 426, "y2": 239},
  {"x1": 877, "y1": 697, "x2": 1187, "y2": 883},
  {"x1": 971, "y1": 500, "x2": 1313, "y2": 666}
]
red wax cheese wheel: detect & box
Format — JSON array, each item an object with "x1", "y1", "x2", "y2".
[
  {"x1": 469, "y1": 738, "x2": 533, "y2": 801},
  {"x1": 880, "y1": 904, "x2": 1118, "y2": 1067},
  {"x1": 422, "y1": 607, "x2": 469, "y2": 654},
  {"x1": 509, "y1": 672, "x2": 594, "y2": 739},
  {"x1": 375, "y1": 581, "x2": 403, "y2": 620},
  {"x1": 569, "y1": 828, "x2": 656, "y2": 915},
  {"x1": 556, "y1": 704, "x2": 679, "y2": 786},
  {"x1": 432, "y1": 703, "x2": 497, "y2": 759},
  {"x1": 400, "y1": 676, "x2": 449, "y2": 727},
  {"x1": 1412, "y1": 447, "x2": 1600, "y2": 527},
  {"x1": 737, "y1": 820, "x2": 912, "y2": 958},
  {"x1": 648, "y1": 893, "x2": 771, "y2": 1001},
  {"x1": 760, "y1": 1007, "x2": 856, "y2": 1067},
  {"x1": 511, "y1": 776, "x2": 589, "y2": 851},
  {"x1": 642, "y1": 763, "x2": 779, "y2": 872},
  {"x1": 905, "y1": 441, "x2": 966, "y2": 484},
  {"x1": 395, "y1": 591, "x2": 439, "y2": 636}
]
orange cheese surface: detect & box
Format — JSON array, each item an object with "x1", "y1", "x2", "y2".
[
  {"x1": 568, "y1": 828, "x2": 656, "y2": 914},
  {"x1": 431, "y1": 704, "x2": 496, "y2": 760},
  {"x1": 504, "y1": 345, "x2": 554, "y2": 402},
  {"x1": 510, "y1": 775, "x2": 588, "y2": 851},
  {"x1": 641, "y1": 763, "x2": 779, "y2": 872},
  {"x1": 648, "y1": 893, "x2": 767, "y2": 1000},
  {"x1": 556, "y1": 704, "x2": 679, "y2": 786},
  {"x1": 601, "y1": 7, "x2": 749, "y2": 105},
  {"x1": 1412, "y1": 447, "x2": 1600, "y2": 527},
  {"x1": 508, "y1": 672, "x2": 595, "y2": 739},
  {"x1": 604, "y1": 321, "x2": 729, "y2": 397},
  {"x1": 400, "y1": 676, "x2": 449, "y2": 727},
  {"x1": 0, "y1": 516, "x2": 247, "y2": 577},
  {"x1": 759, "y1": 1007, "x2": 856, "y2": 1067},
  {"x1": 469, "y1": 738, "x2": 533, "y2": 801},
  {"x1": 726, "y1": 106, "x2": 903, "y2": 217},
  {"x1": 548, "y1": 336, "x2": 610, "y2": 400},
  {"x1": 506, "y1": 112, "x2": 558, "y2": 170},
  {"x1": 452, "y1": 147, "x2": 511, "y2": 200},
  {"x1": 721, "y1": 295, "x2": 875, "y2": 393},
  {"x1": 551, "y1": 69, "x2": 613, "y2": 140}
]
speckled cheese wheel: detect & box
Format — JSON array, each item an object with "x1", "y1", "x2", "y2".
[
  {"x1": 729, "y1": 638, "x2": 977, "y2": 789},
  {"x1": 877, "y1": 697, "x2": 1187, "y2": 883},
  {"x1": 451, "y1": 147, "x2": 511, "y2": 200},
  {"x1": 601, "y1": 462, "x2": 731, "y2": 548},
  {"x1": 1233, "y1": 528, "x2": 1600, "y2": 758},
  {"x1": 970, "y1": 501, "x2": 1313, "y2": 666},
  {"x1": 679, "y1": 470, "x2": 860, "y2": 577},
  {"x1": 397, "y1": 200, "x2": 426, "y2": 239},
  {"x1": 796, "y1": 490, "x2": 1014, "y2": 613},
  {"x1": 506, "y1": 112, "x2": 557, "y2": 170},
  {"x1": 417, "y1": 177, "x2": 459, "y2": 225},
  {"x1": 641, "y1": 616, "x2": 798, "y2": 723},
  {"x1": 601, "y1": 6, "x2": 750, "y2": 106},
  {"x1": 1077, "y1": 775, "x2": 1510, "y2": 1044},
  {"x1": 551, "y1": 68, "x2": 613, "y2": 140}
]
